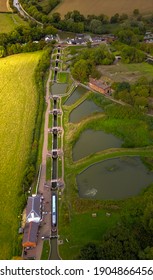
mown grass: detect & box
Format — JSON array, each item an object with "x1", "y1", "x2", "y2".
[
  {"x1": 0, "y1": 51, "x2": 43, "y2": 259},
  {"x1": 0, "y1": 13, "x2": 28, "y2": 33},
  {"x1": 57, "y1": 72, "x2": 69, "y2": 83},
  {"x1": 59, "y1": 209, "x2": 120, "y2": 259},
  {"x1": 41, "y1": 240, "x2": 50, "y2": 260},
  {"x1": 46, "y1": 157, "x2": 51, "y2": 180}
]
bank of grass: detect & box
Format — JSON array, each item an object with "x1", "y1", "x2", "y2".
[
  {"x1": 0, "y1": 12, "x2": 28, "y2": 33},
  {"x1": 46, "y1": 157, "x2": 51, "y2": 180},
  {"x1": 59, "y1": 90, "x2": 153, "y2": 259},
  {"x1": 57, "y1": 72, "x2": 69, "y2": 83},
  {"x1": 41, "y1": 240, "x2": 50, "y2": 260},
  {"x1": 0, "y1": 51, "x2": 43, "y2": 259}
]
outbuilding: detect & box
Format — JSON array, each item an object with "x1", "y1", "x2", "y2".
[{"x1": 89, "y1": 78, "x2": 111, "y2": 95}]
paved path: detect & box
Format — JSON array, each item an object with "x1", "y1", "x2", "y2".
[{"x1": 34, "y1": 65, "x2": 52, "y2": 260}]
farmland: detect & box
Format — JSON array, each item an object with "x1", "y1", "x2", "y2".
[
  {"x1": 0, "y1": 13, "x2": 28, "y2": 33},
  {"x1": 0, "y1": 51, "x2": 43, "y2": 259},
  {"x1": 0, "y1": 0, "x2": 11, "y2": 12},
  {"x1": 51, "y1": 0, "x2": 153, "y2": 18}
]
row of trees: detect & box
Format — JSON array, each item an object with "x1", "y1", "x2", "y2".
[
  {"x1": 71, "y1": 45, "x2": 115, "y2": 82},
  {"x1": 14, "y1": 0, "x2": 153, "y2": 34},
  {"x1": 0, "y1": 24, "x2": 57, "y2": 57},
  {"x1": 22, "y1": 48, "x2": 52, "y2": 193},
  {"x1": 79, "y1": 181, "x2": 153, "y2": 260}
]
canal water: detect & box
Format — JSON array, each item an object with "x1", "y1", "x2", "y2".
[
  {"x1": 77, "y1": 157, "x2": 153, "y2": 200},
  {"x1": 65, "y1": 86, "x2": 89, "y2": 106},
  {"x1": 69, "y1": 99, "x2": 103, "y2": 123},
  {"x1": 73, "y1": 129, "x2": 122, "y2": 161}
]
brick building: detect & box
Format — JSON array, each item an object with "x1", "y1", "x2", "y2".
[{"x1": 89, "y1": 78, "x2": 111, "y2": 95}]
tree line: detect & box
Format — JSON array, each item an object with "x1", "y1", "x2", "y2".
[
  {"x1": 22, "y1": 47, "x2": 52, "y2": 195},
  {"x1": 0, "y1": 23, "x2": 57, "y2": 57},
  {"x1": 11, "y1": 0, "x2": 153, "y2": 34}
]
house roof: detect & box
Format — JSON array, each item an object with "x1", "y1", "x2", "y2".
[
  {"x1": 22, "y1": 222, "x2": 38, "y2": 246},
  {"x1": 26, "y1": 195, "x2": 41, "y2": 221},
  {"x1": 89, "y1": 78, "x2": 110, "y2": 90}
]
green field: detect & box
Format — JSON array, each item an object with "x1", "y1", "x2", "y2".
[
  {"x1": 0, "y1": 51, "x2": 43, "y2": 259},
  {"x1": 51, "y1": 0, "x2": 153, "y2": 18},
  {"x1": 59, "y1": 209, "x2": 120, "y2": 259},
  {"x1": 98, "y1": 62, "x2": 153, "y2": 84},
  {"x1": 0, "y1": 13, "x2": 28, "y2": 33}
]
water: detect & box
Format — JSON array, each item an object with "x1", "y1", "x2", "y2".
[
  {"x1": 69, "y1": 99, "x2": 103, "y2": 123},
  {"x1": 65, "y1": 86, "x2": 88, "y2": 106},
  {"x1": 49, "y1": 238, "x2": 60, "y2": 260},
  {"x1": 77, "y1": 157, "x2": 153, "y2": 200},
  {"x1": 73, "y1": 129, "x2": 122, "y2": 161},
  {"x1": 51, "y1": 83, "x2": 68, "y2": 95}
]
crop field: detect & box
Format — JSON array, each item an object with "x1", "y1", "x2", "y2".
[
  {"x1": 51, "y1": 0, "x2": 153, "y2": 17},
  {"x1": 98, "y1": 62, "x2": 153, "y2": 83},
  {"x1": 0, "y1": 51, "x2": 42, "y2": 259},
  {"x1": 0, "y1": 13, "x2": 28, "y2": 33},
  {"x1": 0, "y1": 0, "x2": 11, "y2": 12}
]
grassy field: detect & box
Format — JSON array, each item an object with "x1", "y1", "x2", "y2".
[
  {"x1": 0, "y1": 51, "x2": 43, "y2": 259},
  {"x1": 51, "y1": 0, "x2": 153, "y2": 18},
  {"x1": 59, "y1": 209, "x2": 120, "y2": 259},
  {"x1": 0, "y1": 13, "x2": 28, "y2": 33},
  {"x1": 98, "y1": 62, "x2": 153, "y2": 84},
  {"x1": 0, "y1": 0, "x2": 11, "y2": 12}
]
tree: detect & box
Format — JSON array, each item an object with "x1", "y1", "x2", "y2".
[
  {"x1": 98, "y1": 226, "x2": 139, "y2": 259},
  {"x1": 51, "y1": 12, "x2": 61, "y2": 23},
  {"x1": 133, "y1": 9, "x2": 140, "y2": 16},
  {"x1": 117, "y1": 29, "x2": 139, "y2": 45},
  {"x1": 72, "y1": 59, "x2": 91, "y2": 82},
  {"x1": 0, "y1": 46, "x2": 5, "y2": 57},
  {"x1": 110, "y1": 13, "x2": 120, "y2": 23},
  {"x1": 90, "y1": 19, "x2": 103, "y2": 34},
  {"x1": 79, "y1": 243, "x2": 99, "y2": 260}
]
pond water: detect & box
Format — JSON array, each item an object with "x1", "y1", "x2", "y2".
[
  {"x1": 73, "y1": 129, "x2": 122, "y2": 161},
  {"x1": 65, "y1": 86, "x2": 88, "y2": 106},
  {"x1": 77, "y1": 157, "x2": 153, "y2": 200},
  {"x1": 51, "y1": 83, "x2": 67, "y2": 95},
  {"x1": 69, "y1": 99, "x2": 103, "y2": 123}
]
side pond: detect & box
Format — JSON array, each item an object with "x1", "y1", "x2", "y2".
[
  {"x1": 69, "y1": 99, "x2": 103, "y2": 123},
  {"x1": 76, "y1": 157, "x2": 153, "y2": 200},
  {"x1": 64, "y1": 86, "x2": 89, "y2": 106},
  {"x1": 73, "y1": 129, "x2": 123, "y2": 161}
]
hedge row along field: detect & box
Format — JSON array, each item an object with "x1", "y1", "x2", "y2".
[
  {"x1": 0, "y1": 52, "x2": 43, "y2": 259},
  {"x1": 52, "y1": 0, "x2": 153, "y2": 17}
]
